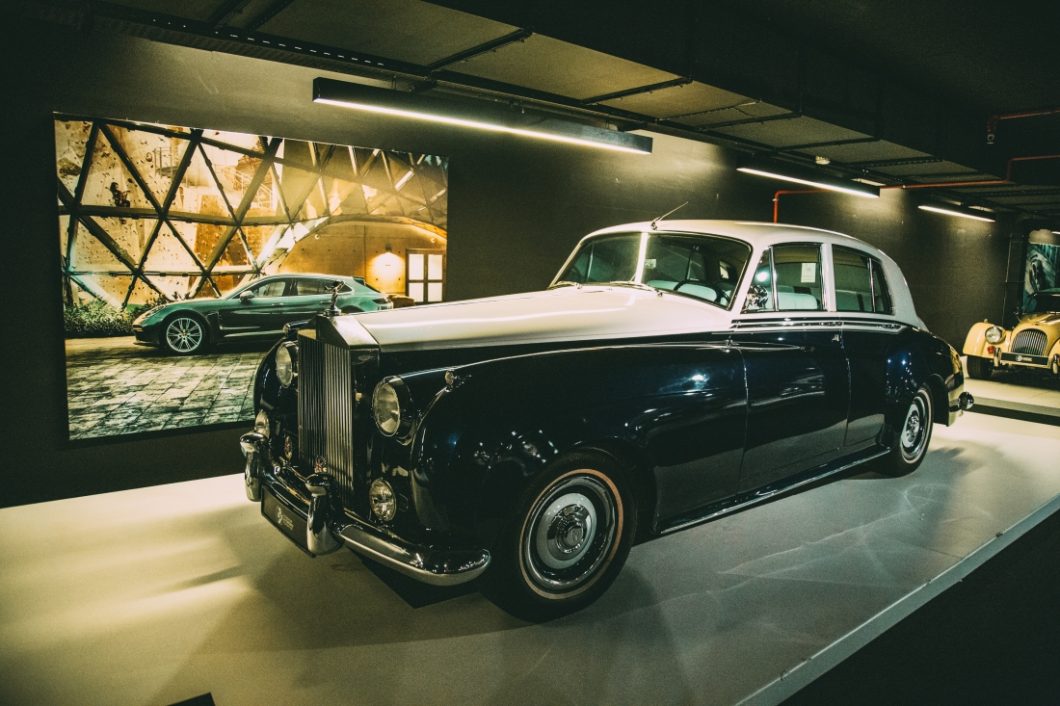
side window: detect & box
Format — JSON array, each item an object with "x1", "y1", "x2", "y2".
[
  {"x1": 294, "y1": 279, "x2": 346, "y2": 296},
  {"x1": 773, "y1": 243, "x2": 823, "y2": 311},
  {"x1": 252, "y1": 279, "x2": 287, "y2": 297},
  {"x1": 833, "y1": 246, "x2": 873, "y2": 312},
  {"x1": 742, "y1": 250, "x2": 774, "y2": 312},
  {"x1": 832, "y1": 246, "x2": 894, "y2": 315},
  {"x1": 870, "y1": 260, "x2": 894, "y2": 314}
]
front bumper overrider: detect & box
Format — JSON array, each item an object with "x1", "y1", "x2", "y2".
[
  {"x1": 240, "y1": 432, "x2": 491, "y2": 587},
  {"x1": 946, "y1": 388, "x2": 975, "y2": 425}
]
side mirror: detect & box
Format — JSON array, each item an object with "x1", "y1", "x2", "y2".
[{"x1": 239, "y1": 291, "x2": 255, "y2": 304}]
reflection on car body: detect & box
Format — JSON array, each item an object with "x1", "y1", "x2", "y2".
[
  {"x1": 132, "y1": 273, "x2": 392, "y2": 355},
  {"x1": 240, "y1": 220, "x2": 972, "y2": 619}
]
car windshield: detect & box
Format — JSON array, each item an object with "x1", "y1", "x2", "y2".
[
  {"x1": 1028, "y1": 291, "x2": 1060, "y2": 313},
  {"x1": 554, "y1": 231, "x2": 752, "y2": 309}
]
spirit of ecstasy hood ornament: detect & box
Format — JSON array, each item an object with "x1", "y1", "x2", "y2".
[{"x1": 327, "y1": 281, "x2": 342, "y2": 317}]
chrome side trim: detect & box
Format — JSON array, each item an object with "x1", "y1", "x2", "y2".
[
  {"x1": 731, "y1": 317, "x2": 905, "y2": 333},
  {"x1": 660, "y1": 448, "x2": 890, "y2": 536}
]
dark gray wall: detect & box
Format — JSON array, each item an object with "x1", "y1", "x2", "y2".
[{"x1": 8, "y1": 20, "x2": 1009, "y2": 507}]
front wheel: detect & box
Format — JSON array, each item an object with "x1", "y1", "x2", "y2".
[
  {"x1": 966, "y1": 355, "x2": 993, "y2": 379},
  {"x1": 487, "y1": 450, "x2": 636, "y2": 621},
  {"x1": 879, "y1": 386, "x2": 934, "y2": 476},
  {"x1": 162, "y1": 314, "x2": 208, "y2": 355}
]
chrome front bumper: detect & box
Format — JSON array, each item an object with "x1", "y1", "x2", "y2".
[{"x1": 240, "y1": 432, "x2": 491, "y2": 587}]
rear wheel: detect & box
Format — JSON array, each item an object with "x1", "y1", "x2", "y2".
[
  {"x1": 487, "y1": 450, "x2": 636, "y2": 621},
  {"x1": 879, "y1": 386, "x2": 934, "y2": 476},
  {"x1": 966, "y1": 355, "x2": 993, "y2": 379}
]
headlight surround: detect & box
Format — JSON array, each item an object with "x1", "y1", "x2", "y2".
[
  {"x1": 254, "y1": 409, "x2": 270, "y2": 438},
  {"x1": 985, "y1": 325, "x2": 1005, "y2": 344},
  {"x1": 132, "y1": 304, "x2": 166, "y2": 325},
  {"x1": 275, "y1": 342, "x2": 298, "y2": 387},
  {"x1": 372, "y1": 376, "x2": 414, "y2": 438}
]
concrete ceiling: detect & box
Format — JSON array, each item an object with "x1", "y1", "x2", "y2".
[{"x1": 17, "y1": 0, "x2": 1060, "y2": 224}]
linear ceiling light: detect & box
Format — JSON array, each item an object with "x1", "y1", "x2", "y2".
[
  {"x1": 737, "y1": 164, "x2": 880, "y2": 199},
  {"x1": 917, "y1": 204, "x2": 996, "y2": 223},
  {"x1": 313, "y1": 78, "x2": 652, "y2": 155}
]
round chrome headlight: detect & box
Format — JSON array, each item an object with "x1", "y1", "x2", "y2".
[
  {"x1": 372, "y1": 377, "x2": 414, "y2": 438},
  {"x1": 275, "y1": 342, "x2": 298, "y2": 387},
  {"x1": 369, "y1": 478, "x2": 397, "y2": 522},
  {"x1": 372, "y1": 379, "x2": 402, "y2": 436},
  {"x1": 985, "y1": 325, "x2": 1005, "y2": 344}
]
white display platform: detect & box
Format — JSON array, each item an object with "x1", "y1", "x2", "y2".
[{"x1": 1, "y1": 413, "x2": 1058, "y2": 706}]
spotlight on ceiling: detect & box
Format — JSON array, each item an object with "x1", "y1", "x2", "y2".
[
  {"x1": 313, "y1": 78, "x2": 653, "y2": 155},
  {"x1": 917, "y1": 204, "x2": 996, "y2": 223},
  {"x1": 736, "y1": 160, "x2": 880, "y2": 199}
]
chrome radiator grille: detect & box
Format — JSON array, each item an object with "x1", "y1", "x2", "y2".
[
  {"x1": 298, "y1": 335, "x2": 357, "y2": 507},
  {"x1": 1011, "y1": 329, "x2": 1047, "y2": 355}
]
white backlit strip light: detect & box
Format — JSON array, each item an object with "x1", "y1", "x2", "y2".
[
  {"x1": 917, "y1": 205, "x2": 996, "y2": 223},
  {"x1": 737, "y1": 166, "x2": 879, "y2": 199},
  {"x1": 314, "y1": 97, "x2": 652, "y2": 155}
]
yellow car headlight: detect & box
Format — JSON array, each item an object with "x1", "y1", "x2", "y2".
[{"x1": 985, "y1": 326, "x2": 1005, "y2": 344}]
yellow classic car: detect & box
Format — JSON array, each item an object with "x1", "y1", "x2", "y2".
[{"x1": 963, "y1": 288, "x2": 1060, "y2": 379}]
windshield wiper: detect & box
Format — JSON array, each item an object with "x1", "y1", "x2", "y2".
[{"x1": 548, "y1": 280, "x2": 580, "y2": 289}]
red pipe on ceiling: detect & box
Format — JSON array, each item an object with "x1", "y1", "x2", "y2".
[{"x1": 771, "y1": 154, "x2": 1060, "y2": 222}]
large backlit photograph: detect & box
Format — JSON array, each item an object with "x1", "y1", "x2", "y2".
[{"x1": 56, "y1": 116, "x2": 449, "y2": 440}]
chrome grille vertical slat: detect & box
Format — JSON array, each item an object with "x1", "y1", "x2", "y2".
[
  {"x1": 298, "y1": 334, "x2": 357, "y2": 508},
  {"x1": 1012, "y1": 329, "x2": 1047, "y2": 355}
]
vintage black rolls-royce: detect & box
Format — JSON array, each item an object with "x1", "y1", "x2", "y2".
[{"x1": 241, "y1": 220, "x2": 973, "y2": 619}]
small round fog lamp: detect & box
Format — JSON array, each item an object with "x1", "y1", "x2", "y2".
[
  {"x1": 985, "y1": 326, "x2": 1004, "y2": 344},
  {"x1": 369, "y1": 478, "x2": 397, "y2": 522}
]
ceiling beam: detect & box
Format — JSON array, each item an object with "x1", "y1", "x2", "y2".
[
  {"x1": 581, "y1": 77, "x2": 693, "y2": 105},
  {"x1": 207, "y1": 0, "x2": 253, "y2": 29},
  {"x1": 426, "y1": 28, "x2": 533, "y2": 71},
  {"x1": 244, "y1": 0, "x2": 297, "y2": 30}
]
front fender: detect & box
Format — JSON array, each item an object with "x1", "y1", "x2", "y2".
[
  {"x1": 962, "y1": 321, "x2": 999, "y2": 357},
  {"x1": 406, "y1": 343, "x2": 745, "y2": 546}
]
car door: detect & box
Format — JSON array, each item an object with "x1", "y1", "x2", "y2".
[
  {"x1": 833, "y1": 244, "x2": 898, "y2": 446},
  {"x1": 218, "y1": 277, "x2": 290, "y2": 336},
  {"x1": 730, "y1": 243, "x2": 850, "y2": 492}
]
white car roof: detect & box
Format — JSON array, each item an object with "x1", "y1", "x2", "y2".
[{"x1": 587, "y1": 219, "x2": 872, "y2": 252}]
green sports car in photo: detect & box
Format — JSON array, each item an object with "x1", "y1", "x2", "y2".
[{"x1": 133, "y1": 273, "x2": 393, "y2": 355}]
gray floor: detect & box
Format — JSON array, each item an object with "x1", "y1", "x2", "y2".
[
  {"x1": 1, "y1": 413, "x2": 1058, "y2": 706},
  {"x1": 965, "y1": 373, "x2": 1060, "y2": 421},
  {"x1": 64, "y1": 336, "x2": 261, "y2": 439}
]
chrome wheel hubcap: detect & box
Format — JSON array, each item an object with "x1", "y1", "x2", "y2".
[
  {"x1": 166, "y1": 317, "x2": 203, "y2": 352},
  {"x1": 535, "y1": 493, "x2": 597, "y2": 570},
  {"x1": 522, "y1": 473, "x2": 618, "y2": 594},
  {"x1": 900, "y1": 395, "x2": 929, "y2": 461}
]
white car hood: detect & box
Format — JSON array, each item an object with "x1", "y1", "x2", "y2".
[{"x1": 329, "y1": 286, "x2": 730, "y2": 352}]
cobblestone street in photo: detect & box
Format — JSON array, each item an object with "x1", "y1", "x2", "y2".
[{"x1": 65, "y1": 336, "x2": 265, "y2": 440}]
